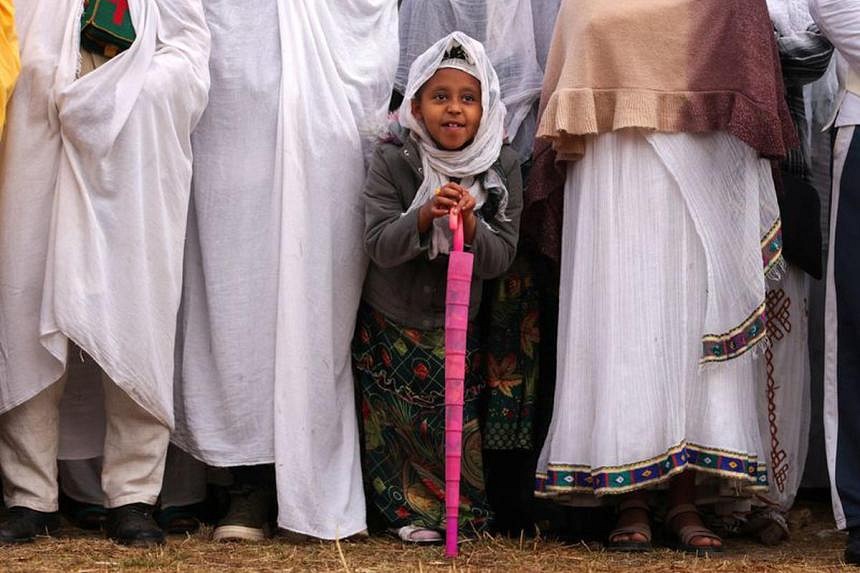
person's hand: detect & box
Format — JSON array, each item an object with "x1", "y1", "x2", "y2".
[
  {"x1": 417, "y1": 182, "x2": 469, "y2": 233},
  {"x1": 451, "y1": 189, "x2": 477, "y2": 244}
]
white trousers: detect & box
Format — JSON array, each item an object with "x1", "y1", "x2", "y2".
[
  {"x1": 0, "y1": 374, "x2": 169, "y2": 512},
  {"x1": 59, "y1": 445, "x2": 207, "y2": 510}
]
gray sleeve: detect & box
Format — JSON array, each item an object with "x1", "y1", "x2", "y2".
[
  {"x1": 363, "y1": 147, "x2": 429, "y2": 268},
  {"x1": 469, "y1": 156, "x2": 523, "y2": 279}
]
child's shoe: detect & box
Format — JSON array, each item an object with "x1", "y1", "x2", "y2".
[{"x1": 391, "y1": 524, "x2": 442, "y2": 544}]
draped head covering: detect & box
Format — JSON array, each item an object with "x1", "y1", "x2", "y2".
[
  {"x1": 399, "y1": 31, "x2": 508, "y2": 256},
  {"x1": 396, "y1": 1, "x2": 543, "y2": 158}
]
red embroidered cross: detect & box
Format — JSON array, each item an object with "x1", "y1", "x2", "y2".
[
  {"x1": 107, "y1": 0, "x2": 129, "y2": 26},
  {"x1": 765, "y1": 289, "x2": 792, "y2": 342}
]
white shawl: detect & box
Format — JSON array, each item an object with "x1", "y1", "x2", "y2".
[{"x1": 0, "y1": 0, "x2": 210, "y2": 425}]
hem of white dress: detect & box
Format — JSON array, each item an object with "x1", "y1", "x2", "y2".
[
  {"x1": 535, "y1": 440, "x2": 768, "y2": 498},
  {"x1": 168, "y1": 438, "x2": 274, "y2": 468},
  {"x1": 276, "y1": 519, "x2": 368, "y2": 542}
]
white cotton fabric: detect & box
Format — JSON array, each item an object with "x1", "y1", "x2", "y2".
[
  {"x1": 396, "y1": 0, "x2": 543, "y2": 157},
  {"x1": 823, "y1": 125, "x2": 855, "y2": 530},
  {"x1": 172, "y1": 1, "x2": 398, "y2": 539},
  {"x1": 653, "y1": 135, "x2": 781, "y2": 360},
  {"x1": 531, "y1": 0, "x2": 562, "y2": 71},
  {"x1": 536, "y1": 131, "x2": 772, "y2": 496},
  {"x1": 809, "y1": 0, "x2": 860, "y2": 127},
  {"x1": 399, "y1": 31, "x2": 506, "y2": 257},
  {"x1": 755, "y1": 268, "x2": 811, "y2": 512},
  {"x1": 0, "y1": 0, "x2": 210, "y2": 424},
  {"x1": 767, "y1": 0, "x2": 814, "y2": 36}
]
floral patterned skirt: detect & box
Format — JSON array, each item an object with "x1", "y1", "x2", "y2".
[
  {"x1": 480, "y1": 254, "x2": 541, "y2": 450},
  {"x1": 352, "y1": 303, "x2": 491, "y2": 532}
]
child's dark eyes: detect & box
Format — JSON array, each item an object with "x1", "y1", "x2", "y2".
[{"x1": 431, "y1": 93, "x2": 477, "y2": 104}]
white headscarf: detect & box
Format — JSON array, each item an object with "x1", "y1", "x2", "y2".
[
  {"x1": 398, "y1": 31, "x2": 507, "y2": 256},
  {"x1": 395, "y1": 1, "x2": 543, "y2": 157}
]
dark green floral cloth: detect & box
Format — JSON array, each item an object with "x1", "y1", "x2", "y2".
[
  {"x1": 352, "y1": 303, "x2": 491, "y2": 532},
  {"x1": 480, "y1": 254, "x2": 540, "y2": 450}
]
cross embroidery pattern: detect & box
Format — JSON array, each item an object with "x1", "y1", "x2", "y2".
[
  {"x1": 107, "y1": 0, "x2": 129, "y2": 26},
  {"x1": 764, "y1": 288, "x2": 792, "y2": 493},
  {"x1": 765, "y1": 289, "x2": 792, "y2": 341}
]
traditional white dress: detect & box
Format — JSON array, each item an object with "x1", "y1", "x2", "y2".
[
  {"x1": 0, "y1": 0, "x2": 210, "y2": 424},
  {"x1": 536, "y1": 130, "x2": 780, "y2": 498},
  {"x1": 172, "y1": 1, "x2": 398, "y2": 539}
]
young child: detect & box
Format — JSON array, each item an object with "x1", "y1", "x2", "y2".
[{"x1": 353, "y1": 32, "x2": 523, "y2": 543}]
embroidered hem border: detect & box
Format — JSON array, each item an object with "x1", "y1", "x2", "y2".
[
  {"x1": 761, "y1": 219, "x2": 783, "y2": 277},
  {"x1": 699, "y1": 219, "x2": 783, "y2": 364},
  {"x1": 535, "y1": 441, "x2": 768, "y2": 497},
  {"x1": 700, "y1": 302, "x2": 767, "y2": 363}
]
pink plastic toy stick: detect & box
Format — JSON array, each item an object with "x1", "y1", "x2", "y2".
[{"x1": 444, "y1": 212, "x2": 473, "y2": 558}]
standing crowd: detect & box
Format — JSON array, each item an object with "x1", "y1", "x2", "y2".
[{"x1": 0, "y1": 0, "x2": 859, "y2": 565}]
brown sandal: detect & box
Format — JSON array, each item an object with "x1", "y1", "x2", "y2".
[
  {"x1": 607, "y1": 499, "x2": 652, "y2": 552},
  {"x1": 665, "y1": 504, "x2": 724, "y2": 555}
]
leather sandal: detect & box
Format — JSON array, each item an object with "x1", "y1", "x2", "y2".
[
  {"x1": 607, "y1": 498, "x2": 652, "y2": 552},
  {"x1": 665, "y1": 503, "x2": 723, "y2": 555}
]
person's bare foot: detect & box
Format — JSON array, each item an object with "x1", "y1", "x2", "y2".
[
  {"x1": 607, "y1": 496, "x2": 652, "y2": 551},
  {"x1": 668, "y1": 509, "x2": 722, "y2": 548},
  {"x1": 665, "y1": 471, "x2": 723, "y2": 553},
  {"x1": 610, "y1": 506, "x2": 650, "y2": 544}
]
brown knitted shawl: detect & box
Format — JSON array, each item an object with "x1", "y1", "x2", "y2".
[{"x1": 524, "y1": 0, "x2": 798, "y2": 264}]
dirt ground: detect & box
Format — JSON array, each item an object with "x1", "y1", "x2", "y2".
[{"x1": 0, "y1": 500, "x2": 856, "y2": 572}]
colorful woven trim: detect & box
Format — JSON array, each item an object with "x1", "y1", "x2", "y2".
[
  {"x1": 536, "y1": 442, "x2": 768, "y2": 496},
  {"x1": 698, "y1": 219, "x2": 783, "y2": 364},
  {"x1": 761, "y1": 219, "x2": 783, "y2": 277},
  {"x1": 700, "y1": 302, "x2": 767, "y2": 364}
]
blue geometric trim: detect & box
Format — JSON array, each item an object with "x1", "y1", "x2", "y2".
[{"x1": 536, "y1": 442, "x2": 768, "y2": 496}]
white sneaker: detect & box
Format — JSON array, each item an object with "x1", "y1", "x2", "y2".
[{"x1": 392, "y1": 525, "x2": 442, "y2": 544}]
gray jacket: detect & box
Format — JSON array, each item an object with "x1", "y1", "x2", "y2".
[{"x1": 362, "y1": 137, "x2": 523, "y2": 329}]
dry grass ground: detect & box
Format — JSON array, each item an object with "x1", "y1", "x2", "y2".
[{"x1": 0, "y1": 501, "x2": 855, "y2": 572}]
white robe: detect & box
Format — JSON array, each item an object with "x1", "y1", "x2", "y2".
[
  {"x1": 172, "y1": 1, "x2": 397, "y2": 539},
  {"x1": 0, "y1": 0, "x2": 210, "y2": 424}
]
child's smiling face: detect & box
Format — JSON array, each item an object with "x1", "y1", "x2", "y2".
[{"x1": 411, "y1": 67, "x2": 483, "y2": 151}]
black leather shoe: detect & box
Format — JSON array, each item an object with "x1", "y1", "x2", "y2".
[
  {"x1": 0, "y1": 506, "x2": 61, "y2": 544},
  {"x1": 155, "y1": 504, "x2": 201, "y2": 535},
  {"x1": 846, "y1": 528, "x2": 860, "y2": 565},
  {"x1": 106, "y1": 503, "x2": 166, "y2": 547},
  {"x1": 60, "y1": 493, "x2": 107, "y2": 531}
]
